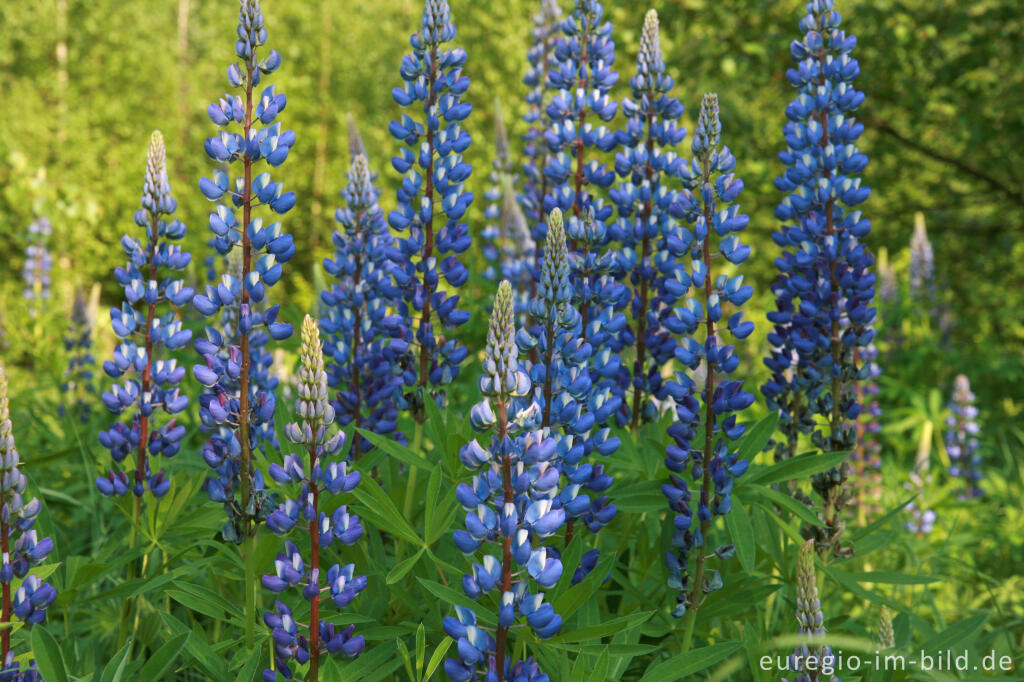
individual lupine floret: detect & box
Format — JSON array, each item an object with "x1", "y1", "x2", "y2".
[
  {"x1": 944, "y1": 374, "x2": 982, "y2": 498},
  {"x1": 908, "y1": 211, "x2": 934, "y2": 299},
  {"x1": 0, "y1": 369, "x2": 57, "y2": 665},
  {"x1": 193, "y1": 0, "x2": 295, "y2": 545},
  {"x1": 444, "y1": 282, "x2": 563, "y2": 682},
  {"x1": 662, "y1": 94, "x2": 754, "y2": 621},
  {"x1": 22, "y1": 218, "x2": 53, "y2": 313},
  {"x1": 321, "y1": 129, "x2": 409, "y2": 460},
  {"x1": 877, "y1": 607, "x2": 894, "y2": 649},
  {"x1": 782, "y1": 540, "x2": 840, "y2": 682},
  {"x1": 608, "y1": 10, "x2": 688, "y2": 426},
  {"x1": 387, "y1": 0, "x2": 474, "y2": 421},
  {"x1": 262, "y1": 316, "x2": 366, "y2": 681},
  {"x1": 520, "y1": 0, "x2": 563, "y2": 276},
  {"x1": 97, "y1": 131, "x2": 192, "y2": 501},
  {"x1": 60, "y1": 291, "x2": 96, "y2": 422},
  {"x1": 761, "y1": 0, "x2": 875, "y2": 557}
]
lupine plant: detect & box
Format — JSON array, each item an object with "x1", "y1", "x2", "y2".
[
  {"x1": 60, "y1": 291, "x2": 95, "y2": 422},
  {"x1": 661, "y1": 94, "x2": 754, "y2": 639},
  {"x1": 608, "y1": 9, "x2": 687, "y2": 426},
  {"x1": 877, "y1": 606, "x2": 895, "y2": 649},
  {"x1": 445, "y1": 281, "x2": 564, "y2": 682},
  {"x1": 321, "y1": 132, "x2": 408, "y2": 460},
  {"x1": 0, "y1": 368, "x2": 56, "y2": 680},
  {"x1": 387, "y1": 0, "x2": 473, "y2": 422},
  {"x1": 782, "y1": 540, "x2": 839, "y2": 682},
  {"x1": 909, "y1": 211, "x2": 934, "y2": 299},
  {"x1": 193, "y1": 0, "x2": 296, "y2": 648},
  {"x1": 262, "y1": 316, "x2": 366, "y2": 681},
  {"x1": 762, "y1": 0, "x2": 874, "y2": 557},
  {"x1": 944, "y1": 374, "x2": 982, "y2": 498},
  {"x1": 22, "y1": 218, "x2": 52, "y2": 315},
  {"x1": 850, "y1": 338, "x2": 881, "y2": 524}
]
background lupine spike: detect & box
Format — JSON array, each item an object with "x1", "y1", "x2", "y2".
[
  {"x1": 944, "y1": 373, "x2": 983, "y2": 498},
  {"x1": 97, "y1": 130, "x2": 192, "y2": 501},
  {"x1": 60, "y1": 289, "x2": 96, "y2": 422},
  {"x1": 877, "y1": 606, "x2": 895, "y2": 649},
  {"x1": 909, "y1": 211, "x2": 934, "y2": 298},
  {"x1": 445, "y1": 280, "x2": 562, "y2": 682},
  {"x1": 782, "y1": 540, "x2": 840, "y2": 682},
  {"x1": 387, "y1": 0, "x2": 474, "y2": 422},
  {"x1": 321, "y1": 145, "x2": 408, "y2": 460},
  {"x1": 850, "y1": 337, "x2": 882, "y2": 524},
  {"x1": 22, "y1": 217, "x2": 53, "y2": 315},
  {"x1": 662, "y1": 94, "x2": 753, "y2": 624},
  {"x1": 608, "y1": 7, "x2": 688, "y2": 427},
  {"x1": 192, "y1": 0, "x2": 295, "y2": 549},
  {"x1": 0, "y1": 368, "x2": 57, "y2": 673},
  {"x1": 761, "y1": 0, "x2": 875, "y2": 558},
  {"x1": 262, "y1": 315, "x2": 366, "y2": 681}
]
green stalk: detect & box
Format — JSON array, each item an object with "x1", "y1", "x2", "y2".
[
  {"x1": 243, "y1": 531, "x2": 258, "y2": 649},
  {"x1": 399, "y1": 421, "x2": 424, "y2": 564}
]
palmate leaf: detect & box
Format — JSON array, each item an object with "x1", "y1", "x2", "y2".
[
  {"x1": 640, "y1": 641, "x2": 743, "y2": 682},
  {"x1": 742, "y1": 449, "x2": 851, "y2": 486}
]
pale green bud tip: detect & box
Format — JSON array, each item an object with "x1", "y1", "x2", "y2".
[
  {"x1": 347, "y1": 113, "x2": 366, "y2": 158},
  {"x1": 494, "y1": 280, "x2": 514, "y2": 322},
  {"x1": 797, "y1": 539, "x2": 815, "y2": 579},
  {"x1": 300, "y1": 314, "x2": 321, "y2": 357},
  {"x1": 878, "y1": 607, "x2": 895, "y2": 649},
  {"x1": 643, "y1": 10, "x2": 659, "y2": 42},
  {"x1": 149, "y1": 130, "x2": 166, "y2": 165}
]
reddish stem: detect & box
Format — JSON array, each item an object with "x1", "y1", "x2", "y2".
[
  {"x1": 308, "y1": 442, "x2": 322, "y2": 680},
  {"x1": 630, "y1": 105, "x2": 657, "y2": 428},
  {"x1": 1, "y1": 518, "x2": 10, "y2": 658},
  {"x1": 415, "y1": 46, "x2": 440, "y2": 420},
  {"x1": 238, "y1": 62, "x2": 255, "y2": 532},
  {"x1": 493, "y1": 399, "x2": 512, "y2": 682}
]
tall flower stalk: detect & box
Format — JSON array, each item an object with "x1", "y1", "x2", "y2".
[
  {"x1": 262, "y1": 316, "x2": 366, "y2": 681},
  {"x1": 445, "y1": 281, "x2": 564, "y2": 682},
  {"x1": 762, "y1": 0, "x2": 874, "y2": 557},
  {"x1": 944, "y1": 374, "x2": 982, "y2": 498},
  {"x1": 193, "y1": 0, "x2": 296, "y2": 648},
  {"x1": 662, "y1": 95, "x2": 753, "y2": 642},
  {"x1": 908, "y1": 211, "x2": 934, "y2": 299},
  {"x1": 321, "y1": 124, "x2": 408, "y2": 461},
  {"x1": 60, "y1": 291, "x2": 96, "y2": 423},
  {"x1": 22, "y1": 218, "x2": 53, "y2": 321},
  {"x1": 850, "y1": 338, "x2": 881, "y2": 524},
  {"x1": 0, "y1": 368, "x2": 57, "y2": 677},
  {"x1": 387, "y1": 0, "x2": 473, "y2": 422},
  {"x1": 609, "y1": 9, "x2": 687, "y2": 426},
  {"x1": 782, "y1": 540, "x2": 839, "y2": 682}
]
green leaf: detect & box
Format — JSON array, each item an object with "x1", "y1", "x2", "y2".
[
  {"x1": 745, "y1": 483, "x2": 823, "y2": 528},
  {"x1": 100, "y1": 640, "x2": 132, "y2": 682},
  {"x1": 138, "y1": 633, "x2": 190, "y2": 681},
  {"x1": 553, "y1": 552, "x2": 617, "y2": 620},
  {"x1": 425, "y1": 637, "x2": 453, "y2": 679},
  {"x1": 724, "y1": 493, "x2": 755, "y2": 573},
  {"x1": 231, "y1": 646, "x2": 263, "y2": 682},
  {"x1": 849, "y1": 495, "x2": 916, "y2": 543},
  {"x1": 415, "y1": 623, "x2": 426, "y2": 682},
  {"x1": 921, "y1": 614, "x2": 987, "y2": 652},
  {"x1": 416, "y1": 578, "x2": 497, "y2": 626},
  {"x1": 357, "y1": 428, "x2": 436, "y2": 472},
  {"x1": 844, "y1": 571, "x2": 941, "y2": 585},
  {"x1": 738, "y1": 413, "x2": 779, "y2": 460},
  {"x1": 397, "y1": 637, "x2": 415, "y2": 682},
  {"x1": 548, "y1": 611, "x2": 653, "y2": 643},
  {"x1": 743, "y1": 450, "x2": 850, "y2": 486},
  {"x1": 611, "y1": 480, "x2": 664, "y2": 513},
  {"x1": 352, "y1": 480, "x2": 423, "y2": 546},
  {"x1": 30, "y1": 626, "x2": 69, "y2": 682},
  {"x1": 387, "y1": 548, "x2": 424, "y2": 585},
  {"x1": 641, "y1": 641, "x2": 743, "y2": 682}
]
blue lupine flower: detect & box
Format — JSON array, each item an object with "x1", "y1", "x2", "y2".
[
  {"x1": 608, "y1": 10, "x2": 688, "y2": 426},
  {"x1": 909, "y1": 212, "x2": 934, "y2": 298},
  {"x1": 96, "y1": 132, "x2": 192, "y2": 500},
  {"x1": 387, "y1": 0, "x2": 474, "y2": 421},
  {"x1": 321, "y1": 123, "x2": 409, "y2": 460},
  {"x1": 851, "y1": 337, "x2": 881, "y2": 515},
  {"x1": 0, "y1": 651, "x2": 43, "y2": 682},
  {"x1": 22, "y1": 218, "x2": 53, "y2": 313},
  {"x1": 782, "y1": 540, "x2": 840, "y2": 682},
  {"x1": 944, "y1": 374, "x2": 982, "y2": 498},
  {"x1": 761, "y1": 0, "x2": 874, "y2": 555},
  {"x1": 193, "y1": 0, "x2": 295, "y2": 543},
  {"x1": 482, "y1": 103, "x2": 535, "y2": 312},
  {"x1": 60, "y1": 291, "x2": 96, "y2": 422},
  {"x1": 0, "y1": 368, "x2": 58, "y2": 664},
  {"x1": 445, "y1": 281, "x2": 562, "y2": 681},
  {"x1": 520, "y1": 0, "x2": 563, "y2": 279},
  {"x1": 662, "y1": 94, "x2": 753, "y2": 617},
  {"x1": 262, "y1": 316, "x2": 366, "y2": 680},
  {"x1": 517, "y1": 209, "x2": 616, "y2": 550}
]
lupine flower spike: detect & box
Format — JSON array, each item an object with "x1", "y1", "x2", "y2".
[
  {"x1": 60, "y1": 291, "x2": 96, "y2": 422},
  {"x1": 877, "y1": 606, "x2": 895, "y2": 649},
  {"x1": 445, "y1": 281, "x2": 562, "y2": 682},
  {"x1": 262, "y1": 316, "x2": 366, "y2": 681},
  {"x1": 609, "y1": 9, "x2": 688, "y2": 426},
  {"x1": 783, "y1": 540, "x2": 839, "y2": 682},
  {"x1": 97, "y1": 131, "x2": 192, "y2": 502},
  {"x1": 762, "y1": 0, "x2": 874, "y2": 557},
  {"x1": 520, "y1": 0, "x2": 563, "y2": 283},
  {"x1": 850, "y1": 336, "x2": 881, "y2": 523},
  {"x1": 662, "y1": 94, "x2": 753, "y2": 622},
  {"x1": 193, "y1": 0, "x2": 295, "y2": 545},
  {"x1": 388, "y1": 0, "x2": 474, "y2": 421},
  {"x1": 0, "y1": 368, "x2": 57, "y2": 678},
  {"x1": 944, "y1": 374, "x2": 982, "y2": 498},
  {"x1": 908, "y1": 211, "x2": 934, "y2": 299},
  {"x1": 321, "y1": 118, "x2": 408, "y2": 460},
  {"x1": 22, "y1": 218, "x2": 53, "y2": 315}
]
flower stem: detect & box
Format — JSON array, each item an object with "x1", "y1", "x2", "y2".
[
  {"x1": 493, "y1": 399, "x2": 512, "y2": 682},
  {"x1": 243, "y1": 530, "x2": 258, "y2": 650}
]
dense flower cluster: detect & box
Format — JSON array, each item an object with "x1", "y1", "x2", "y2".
[
  {"x1": 661, "y1": 94, "x2": 754, "y2": 617},
  {"x1": 761, "y1": 0, "x2": 874, "y2": 555},
  {"x1": 321, "y1": 136, "x2": 408, "y2": 459},
  {"x1": 850, "y1": 338, "x2": 882, "y2": 519},
  {"x1": 608, "y1": 9, "x2": 687, "y2": 425},
  {"x1": 262, "y1": 316, "x2": 366, "y2": 681},
  {"x1": 944, "y1": 374, "x2": 982, "y2": 498},
  {"x1": 520, "y1": 0, "x2": 563, "y2": 278},
  {"x1": 22, "y1": 217, "x2": 53, "y2": 310},
  {"x1": 192, "y1": 0, "x2": 295, "y2": 541},
  {"x1": 782, "y1": 540, "x2": 840, "y2": 682},
  {"x1": 387, "y1": 0, "x2": 473, "y2": 419},
  {"x1": 60, "y1": 291, "x2": 96, "y2": 422},
  {"x1": 0, "y1": 368, "x2": 57, "y2": 671},
  {"x1": 445, "y1": 281, "x2": 563, "y2": 682},
  {"x1": 482, "y1": 104, "x2": 533, "y2": 292},
  {"x1": 877, "y1": 606, "x2": 895, "y2": 649},
  {"x1": 96, "y1": 131, "x2": 191, "y2": 499}
]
